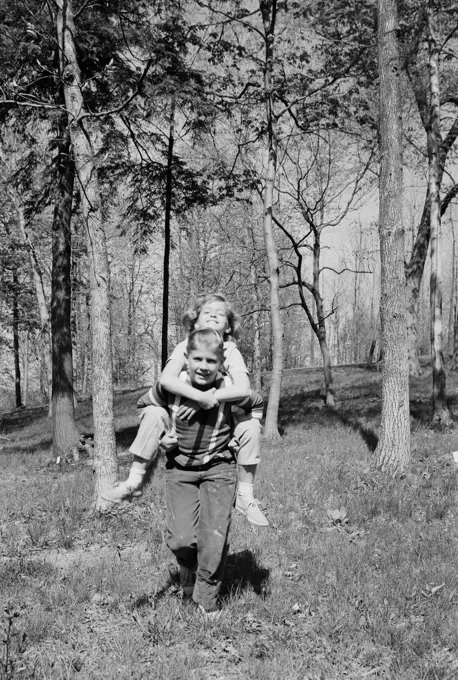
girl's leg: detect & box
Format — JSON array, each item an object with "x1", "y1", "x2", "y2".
[
  {"x1": 102, "y1": 406, "x2": 170, "y2": 503},
  {"x1": 193, "y1": 461, "x2": 236, "y2": 612},
  {"x1": 232, "y1": 416, "x2": 268, "y2": 526}
]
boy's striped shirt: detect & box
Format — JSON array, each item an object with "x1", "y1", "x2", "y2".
[{"x1": 137, "y1": 373, "x2": 263, "y2": 468}]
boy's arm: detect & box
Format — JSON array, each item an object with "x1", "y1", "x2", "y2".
[
  {"x1": 136, "y1": 384, "x2": 167, "y2": 409},
  {"x1": 159, "y1": 358, "x2": 219, "y2": 409}
]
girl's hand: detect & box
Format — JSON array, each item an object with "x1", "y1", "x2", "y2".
[
  {"x1": 197, "y1": 388, "x2": 219, "y2": 410},
  {"x1": 177, "y1": 389, "x2": 219, "y2": 421}
]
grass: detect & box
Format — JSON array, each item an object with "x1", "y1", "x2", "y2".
[{"x1": 1, "y1": 366, "x2": 458, "y2": 678}]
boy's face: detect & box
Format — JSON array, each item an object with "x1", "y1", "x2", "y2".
[
  {"x1": 187, "y1": 346, "x2": 222, "y2": 388},
  {"x1": 195, "y1": 300, "x2": 229, "y2": 336}
]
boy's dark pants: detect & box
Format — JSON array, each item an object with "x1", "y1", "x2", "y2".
[{"x1": 165, "y1": 458, "x2": 237, "y2": 612}]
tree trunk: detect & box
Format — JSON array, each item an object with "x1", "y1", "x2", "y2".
[
  {"x1": 15, "y1": 199, "x2": 53, "y2": 411},
  {"x1": 313, "y1": 230, "x2": 334, "y2": 406},
  {"x1": 13, "y1": 268, "x2": 22, "y2": 409},
  {"x1": 161, "y1": 95, "x2": 176, "y2": 369},
  {"x1": 452, "y1": 291, "x2": 458, "y2": 371},
  {"x1": 260, "y1": 0, "x2": 282, "y2": 438},
  {"x1": 54, "y1": 0, "x2": 118, "y2": 506},
  {"x1": 447, "y1": 224, "x2": 455, "y2": 353},
  {"x1": 366, "y1": 338, "x2": 377, "y2": 367},
  {"x1": 51, "y1": 112, "x2": 80, "y2": 460},
  {"x1": 23, "y1": 332, "x2": 29, "y2": 407},
  {"x1": 250, "y1": 260, "x2": 262, "y2": 393},
  {"x1": 427, "y1": 10, "x2": 453, "y2": 426},
  {"x1": 375, "y1": 0, "x2": 410, "y2": 473},
  {"x1": 406, "y1": 273, "x2": 423, "y2": 375},
  {"x1": 404, "y1": 117, "x2": 458, "y2": 375},
  {"x1": 317, "y1": 329, "x2": 334, "y2": 407},
  {"x1": 310, "y1": 325, "x2": 315, "y2": 365}
]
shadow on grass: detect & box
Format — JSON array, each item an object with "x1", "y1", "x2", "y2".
[
  {"x1": 336, "y1": 410, "x2": 379, "y2": 452},
  {"x1": 136, "y1": 549, "x2": 270, "y2": 610},
  {"x1": 221, "y1": 548, "x2": 270, "y2": 600},
  {"x1": 279, "y1": 390, "x2": 380, "y2": 453}
]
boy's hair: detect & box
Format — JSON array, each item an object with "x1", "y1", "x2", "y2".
[
  {"x1": 182, "y1": 292, "x2": 242, "y2": 341},
  {"x1": 186, "y1": 328, "x2": 225, "y2": 363}
]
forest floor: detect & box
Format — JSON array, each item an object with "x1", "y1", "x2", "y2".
[{"x1": 2, "y1": 364, "x2": 458, "y2": 679}]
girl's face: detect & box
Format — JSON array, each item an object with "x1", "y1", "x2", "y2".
[
  {"x1": 195, "y1": 300, "x2": 230, "y2": 337},
  {"x1": 187, "y1": 346, "x2": 222, "y2": 388}
]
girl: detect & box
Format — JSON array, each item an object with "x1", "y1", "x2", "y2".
[{"x1": 102, "y1": 293, "x2": 268, "y2": 527}]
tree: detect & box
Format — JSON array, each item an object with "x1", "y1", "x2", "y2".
[
  {"x1": 402, "y1": 1, "x2": 458, "y2": 376},
  {"x1": 258, "y1": 0, "x2": 282, "y2": 437},
  {"x1": 375, "y1": 0, "x2": 410, "y2": 473},
  {"x1": 274, "y1": 131, "x2": 374, "y2": 405},
  {"x1": 426, "y1": 6, "x2": 453, "y2": 425},
  {"x1": 53, "y1": 0, "x2": 118, "y2": 506},
  {"x1": 51, "y1": 108, "x2": 80, "y2": 459}
]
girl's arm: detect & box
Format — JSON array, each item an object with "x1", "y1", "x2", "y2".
[
  {"x1": 159, "y1": 359, "x2": 219, "y2": 409},
  {"x1": 213, "y1": 370, "x2": 250, "y2": 401}
]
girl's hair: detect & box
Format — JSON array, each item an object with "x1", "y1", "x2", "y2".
[
  {"x1": 186, "y1": 328, "x2": 225, "y2": 363},
  {"x1": 182, "y1": 292, "x2": 242, "y2": 341}
]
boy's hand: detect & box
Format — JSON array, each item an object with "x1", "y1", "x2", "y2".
[
  {"x1": 160, "y1": 429, "x2": 178, "y2": 451},
  {"x1": 177, "y1": 402, "x2": 199, "y2": 420}
]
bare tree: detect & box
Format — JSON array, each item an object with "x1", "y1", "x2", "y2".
[{"x1": 274, "y1": 132, "x2": 373, "y2": 406}]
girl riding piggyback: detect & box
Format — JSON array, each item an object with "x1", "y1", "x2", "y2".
[{"x1": 103, "y1": 292, "x2": 268, "y2": 527}]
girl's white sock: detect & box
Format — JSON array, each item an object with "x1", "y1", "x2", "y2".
[
  {"x1": 126, "y1": 467, "x2": 145, "y2": 490},
  {"x1": 237, "y1": 481, "x2": 254, "y2": 503}
]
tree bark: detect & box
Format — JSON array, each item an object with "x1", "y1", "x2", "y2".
[
  {"x1": 375, "y1": 0, "x2": 410, "y2": 473},
  {"x1": 54, "y1": 0, "x2": 118, "y2": 505},
  {"x1": 23, "y1": 332, "x2": 29, "y2": 407},
  {"x1": 260, "y1": 0, "x2": 282, "y2": 438},
  {"x1": 161, "y1": 95, "x2": 176, "y2": 369},
  {"x1": 447, "y1": 223, "x2": 455, "y2": 353},
  {"x1": 51, "y1": 110, "x2": 80, "y2": 460},
  {"x1": 427, "y1": 9, "x2": 453, "y2": 426},
  {"x1": 250, "y1": 257, "x2": 262, "y2": 393}
]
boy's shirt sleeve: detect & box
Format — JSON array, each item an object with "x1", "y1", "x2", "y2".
[
  {"x1": 136, "y1": 383, "x2": 169, "y2": 409},
  {"x1": 233, "y1": 390, "x2": 263, "y2": 420}
]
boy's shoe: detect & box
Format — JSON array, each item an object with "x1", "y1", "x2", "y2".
[
  {"x1": 180, "y1": 566, "x2": 196, "y2": 597},
  {"x1": 101, "y1": 482, "x2": 143, "y2": 504},
  {"x1": 197, "y1": 604, "x2": 221, "y2": 620},
  {"x1": 235, "y1": 497, "x2": 269, "y2": 527}
]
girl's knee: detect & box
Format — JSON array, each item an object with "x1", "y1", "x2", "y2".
[
  {"x1": 139, "y1": 405, "x2": 169, "y2": 425},
  {"x1": 234, "y1": 418, "x2": 261, "y2": 443}
]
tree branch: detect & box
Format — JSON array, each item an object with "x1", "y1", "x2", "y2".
[{"x1": 77, "y1": 58, "x2": 152, "y2": 122}]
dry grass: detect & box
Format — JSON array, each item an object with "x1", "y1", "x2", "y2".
[{"x1": 2, "y1": 366, "x2": 458, "y2": 678}]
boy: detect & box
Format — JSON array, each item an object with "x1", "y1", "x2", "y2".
[{"x1": 147, "y1": 328, "x2": 263, "y2": 613}]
